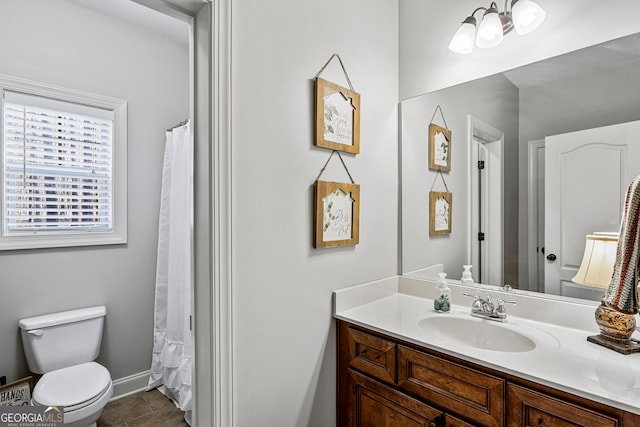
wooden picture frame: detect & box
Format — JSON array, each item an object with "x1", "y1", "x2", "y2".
[
  {"x1": 314, "y1": 180, "x2": 360, "y2": 248},
  {"x1": 429, "y1": 191, "x2": 452, "y2": 236},
  {"x1": 0, "y1": 377, "x2": 32, "y2": 406},
  {"x1": 429, "y1": 123, "x2": 451, "y2": 171},
  {"x1": 315, "y1": 77, "x2": 361, "y2": 154}
]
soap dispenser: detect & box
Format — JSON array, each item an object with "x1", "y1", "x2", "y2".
[
  {"x1": 461, "y1": 265, "x2": 474, "y2": 286},
  {"x1": 434, "y1": 272, "x2": 451, "y2": 313}
]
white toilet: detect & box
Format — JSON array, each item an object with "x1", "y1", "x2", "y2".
[{"x1": 18, "y1": 306, "x2": 113, "y2": 427}]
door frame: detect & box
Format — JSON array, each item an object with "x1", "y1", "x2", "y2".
[{"x1": 132, "y1": 1, "x2": 233, "y2": 426}]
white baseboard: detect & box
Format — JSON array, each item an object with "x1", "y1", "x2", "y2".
[{"x1": 110, "y1": 370, "x2": 150, "y2": 401}]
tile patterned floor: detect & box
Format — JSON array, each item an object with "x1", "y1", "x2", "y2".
[{"x1": 97, "y1": 389, "x2": 189, "y2": 426}]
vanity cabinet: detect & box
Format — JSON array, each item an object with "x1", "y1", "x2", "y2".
[{"x1": 337, "y1": 320, "x2": 639, "y2": 427}]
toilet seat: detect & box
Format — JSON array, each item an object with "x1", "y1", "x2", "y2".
[{"x1": 33, "y1": 362, "x2": 112, "y2": 409}]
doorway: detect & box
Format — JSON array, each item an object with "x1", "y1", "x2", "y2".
[
  {"x1": 468, "y1": 116, "x2": 504, "y2": 285},
  {"x1": 123, "y1": 1, "x2": 227, "y2": 426},
  {"x1": 526, "y1": 139, "x2": 545, "y2": 293}
]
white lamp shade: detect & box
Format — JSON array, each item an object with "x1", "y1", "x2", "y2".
[
  {"x1": 512, "y1": 0, "x2": 546, "y2": 35},
  {"x1": 476, "y1": 9, "x2": 504, "y2": 48},
  {"x1": 572, "y1": 233, "x2": 619, "y2": 289},
  {"x1": 449, "y1": 20, "x2": 477, "y2": 54}
]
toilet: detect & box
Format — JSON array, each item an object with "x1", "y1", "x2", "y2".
[{"x1": 18, "y1": 306, "x2": 113, "y2": 427}]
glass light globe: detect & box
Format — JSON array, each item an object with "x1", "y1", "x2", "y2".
[
  {"x1": 476, "y1": 8, "x2": 504, "y2": 48},
  {"x1": 512, "y1": 0, "x2": 546, "y2": 35},
  {"x1": 449, "y1": 17, "x2": 477, "y2": 54}
]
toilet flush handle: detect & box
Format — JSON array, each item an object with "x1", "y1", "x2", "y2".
[{"x1": 27, "y1": 329, "x2": 43, "y2": 336}]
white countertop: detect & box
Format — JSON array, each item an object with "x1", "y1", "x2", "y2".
[{"x1": 333, "y1": 276, "x2": 640, "y2": 415}]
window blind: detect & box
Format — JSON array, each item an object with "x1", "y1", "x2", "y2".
[{"x1": 3, "y1": 90, "x2": 114, "y2": 235}]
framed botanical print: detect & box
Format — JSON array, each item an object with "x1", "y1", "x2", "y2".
[
  {"x1": 429, "y1": 191, "x2": 452, "y2": 236},
  {"x1": 314, "y1": 180, "x2": 360, "y2": 248},
  {"x1": 429, "y1": 123, "x2": 451, "y2": 171},
  {"x1": 315, "y1": 78, "x2": 361, "y2": 154}
]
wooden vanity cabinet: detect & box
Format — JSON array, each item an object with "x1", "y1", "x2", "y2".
[{"x1": 337, "y1": 320, "x2": 640, "y2": 427}]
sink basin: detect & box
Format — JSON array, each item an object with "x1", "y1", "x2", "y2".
[{"x1": 418, "y1": 316, "x2": 537, "y2": 352}]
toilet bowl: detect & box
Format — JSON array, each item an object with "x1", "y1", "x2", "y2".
[
  {"x1": 32, "y1": 362, "x2": 113, "y2": 427},
  {"x1": 19, "y1": 306, "x2": 113, "y2": 427}
]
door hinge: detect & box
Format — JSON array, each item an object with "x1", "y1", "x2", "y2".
[
  {"x1": 478, "y1": 232, "x2": 485, "y2": 241},
  {"x1": 478, "y1": 160, "x2": 485, "y2": 170},
  {"x1": 189, "y1": 315, "x2": 193, "y2": 331}
]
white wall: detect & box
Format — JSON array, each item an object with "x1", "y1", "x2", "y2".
[
  {"x1": 231, "y1": 0, "x2": 398, "y2": 425},
  {"x1": 0, "y1": 0, "x2": 188, "y2": 383},
  {"x1": 400, "y1": 0, "x2": 640, "y2": 100}
]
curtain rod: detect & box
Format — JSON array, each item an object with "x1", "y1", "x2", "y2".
[{"x1": 166, "y1": 118, "x2": 189, "y2": 132}]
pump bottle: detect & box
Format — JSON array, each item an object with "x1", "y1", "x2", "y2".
[{"x1": 434, "y1": 272, "x2": 451, "y2": 312}]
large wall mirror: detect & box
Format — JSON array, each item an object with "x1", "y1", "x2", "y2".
[{"x1": 400, "y1": 33, "x2": 640, "y2": 303}]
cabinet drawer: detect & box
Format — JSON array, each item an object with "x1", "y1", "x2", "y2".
[
  {"x1": 507, "y1": 384, "x2": 620, "y2": 427},
  {"x1": 398, "y1": 345, "x2": 504, "y2": 427},
  {"x1": 348, "y1": 327, "x2": 396, "y2": 384},
  {"x1": 444, "y1": 413, "x2": 477, "y2": 427},
  {"x1": 349, "y1": 369, "x2": 441, "y2": 427}
]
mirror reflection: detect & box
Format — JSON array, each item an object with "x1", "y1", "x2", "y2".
[{"x1": 400, "y1": 33, "x2": 640, "y2": 302}]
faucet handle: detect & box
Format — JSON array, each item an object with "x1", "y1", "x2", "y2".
[
  {"x1": 495, "y1": 299, "x2": 516, "y2": 319},
  {"x1": 463, "y1": 293, "x2": 483, "y2": 312}
]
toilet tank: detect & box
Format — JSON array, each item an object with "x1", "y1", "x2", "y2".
[{"x1": 18, "y1": 306, "x2": 106, "y2": 374}]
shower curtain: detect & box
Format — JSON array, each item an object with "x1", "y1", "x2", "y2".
[{"x1": 148, "y1": 121, "x2": 193, "y2": 424}]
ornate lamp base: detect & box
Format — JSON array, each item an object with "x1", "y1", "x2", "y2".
[{"x1": 587, "y1": 302, "x2": 640, "y2": 355}]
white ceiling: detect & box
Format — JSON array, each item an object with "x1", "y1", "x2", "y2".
[{"x1": 65, "y1": 0, "x2": 190, "y2": 45}]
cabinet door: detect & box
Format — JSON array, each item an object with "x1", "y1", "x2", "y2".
[
  {"x1": 348, "y1": 370, "x2": 442, "y2": 427},
  {"x1": 348, "y1": 327, "x2": 397, "y2": 384},
  {"x1": 507, "y1": 384, "x2": 620, "y2": 427}
]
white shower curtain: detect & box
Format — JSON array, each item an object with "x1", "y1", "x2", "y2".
[{"x1": 148, "y1": 121, "x2": 193, "y2": 424}]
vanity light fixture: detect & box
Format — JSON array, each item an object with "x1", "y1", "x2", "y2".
[{"x1": 449, "y1": 0, "x2": 546, "y2": 54}]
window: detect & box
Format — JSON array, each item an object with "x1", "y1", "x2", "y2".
[{"x1": 0, "y1": 76, "x2": 127, "y2": 250}]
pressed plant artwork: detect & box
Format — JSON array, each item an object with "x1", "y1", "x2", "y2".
[
  {"x1": 429, "y1": 191, "x2": 452, "y2": 236},
  {"x1": 314, "y1": 180, "x2": 360, "y2": 248},
  {"x1": 315, "y1": 78, "x2": 361, "y2": 154},
  {"x1": 429, "y1": 123, "x2": 451, "y2": 172}
]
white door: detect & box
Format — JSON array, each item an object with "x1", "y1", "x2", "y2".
[
  {"x1": 468, "y1": 116, "x2": 503, "y2": 285},
  {"x1": 544, "y1": 120, "x2": 640, "y2": 298}
]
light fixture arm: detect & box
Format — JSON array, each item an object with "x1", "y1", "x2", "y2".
[{"x1": 470, "y1": 6, "x2": 488, "y2": 18}]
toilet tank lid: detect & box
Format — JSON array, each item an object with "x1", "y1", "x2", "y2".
[{"x1": 19, "y1": 306, "x2": 106, "y2": 330}]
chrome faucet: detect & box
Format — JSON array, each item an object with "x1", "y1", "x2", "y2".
[{"x1": 463, "y1": 293, "x2": 516, "y2": 322}]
